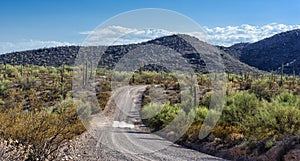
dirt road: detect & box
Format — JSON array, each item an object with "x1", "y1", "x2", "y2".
[{"x1": 59, "y1": 86, "x2": 225, "y2": 161}]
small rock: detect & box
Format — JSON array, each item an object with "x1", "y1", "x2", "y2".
[
  {"x1": 283, "y1": 149, "x2": 300, "y2": 161},
  {"x1": 167, "y1": 131, "x2": 176, "y2": 141}
]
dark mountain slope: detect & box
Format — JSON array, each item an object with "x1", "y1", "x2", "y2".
[
  {"x1": 0, "y1": 34, "x2": 259, "y2": 74},
  {"x1": 144, "y1": 34, "x2": 259, "y2": 74},
  {"x1": 223, "y1": 29, "x2": 300, "y2": 74}
]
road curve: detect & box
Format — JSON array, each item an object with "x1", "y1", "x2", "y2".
[{"x1": 68, "y1": 86, "x2": 226, "y2": 161}]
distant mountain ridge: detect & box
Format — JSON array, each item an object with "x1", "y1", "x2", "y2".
[
  {"x1": 221, "y1": 29, "x2": 300, "y2": 75},
  {"x1": 0, "y1": 34, "x2": 258, "y2": 74}
]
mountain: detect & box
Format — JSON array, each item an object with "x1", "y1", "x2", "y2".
[
  {"x1": 222, "y1": 29, "x2": 300, "y2": 75},
  {"x1": 142, "y1": 34, "x2": 259, "y2": 74},
  {"x1": 0, "y1": 34, "x2": 259, "y2": 74}
]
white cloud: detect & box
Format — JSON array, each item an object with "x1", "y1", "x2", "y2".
[
  {"x1": 81, "y1": 26, "x2": 174, "y2": 46},
  {"x1": 80, "y1": 23, "x2": 300, "y2": 47},
  {"x1": 0, "y1": 40, "x2": 76, "y2": 54},
  {"x1": 80, "y1": 25, "x2": 209, "y2": 46},
  {"x1": 1, "y1": 23, "x2": 300, "y2": 54},
  {"x1": 204, "y1": 23, "x2": 300, "y2": 46}
]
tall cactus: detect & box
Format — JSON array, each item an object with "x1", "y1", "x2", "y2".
[
  {"x1": 158, "y1": 72, "x2": 162, "y2": 84},
  {"x1": 270, "y1": 71, "x2": 274, "y2": 82},
  {"x1": 280, "y1": 64, "x2": 284, "y2": 87},
  {"x1": 60, "y1": 65, "x2": 65, "y2": 99},
  {"x1": 189, "y1": 73, "x2": 197, "y2": 107},
  {"x1": 292, "y1": 70, "x2": 296, "y2": 86},
  {"x1": 90, "y1": 63, "x2": 93, "y2": 79},
  {"x1": 132, "y1": 74, "x2": 135, "y2": 84},
  {"x1": 227, "y1": 73, "x2": 230, "y2": 82},
  {"x1": 83, "y1": 60, "x2": 88, "y2": 87},
  {"x1": 3, "y1": 63, "x2": 7, "y2": 79},
  {"x1": 20, "y1": 65, "x2": 23, "y2": 77},
  {"x1": 193, "y1": 86, "x2": 197, "y2": 107}
]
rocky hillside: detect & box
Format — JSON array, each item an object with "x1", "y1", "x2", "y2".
[
  {"x1": 221, "y1": 29, "x2": 300, "y2": 75},
  {"x1": 0, "y1": 34, "x2": 259, "y2": 74}
]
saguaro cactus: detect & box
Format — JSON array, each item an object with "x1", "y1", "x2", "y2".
[
  {"x1": 83, "y1": 60, "x2": 88, "y2": 87},
  {"x1": 90, "y1": 63, "x2": 93, "y2": 79},
  {"x1": 189, "y1": 73, "x2": 198, "y2": 107},
  {"x1": 280, "y1": 64, "x2": 284, "y2": 87},
  {"x1": 292, "y1": 70, "x2": 296, "y2": 86},
  {"x1": 3, "y1": 63, "x2": 7, "y2": 79},
  {"x1": 60, "y1": 65, "x2": 65, "y2": 99},
  {"x1": 193, "y1": 86, "x2": 197, "y2": 107}
]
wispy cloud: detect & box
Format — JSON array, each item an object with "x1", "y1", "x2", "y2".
[
  {"x1": 1, "y1": 23, "x2": 300, "y2": 54},
  {"x1": 79, "y1": 25, "x2": 208, "y2": 46},
  {"x1": 80, "y1": 23, "x2": 300, "y2": 47},
  {"x1": 0, "y1": 40, "x2": 76, "y2": 54},
  {"x1": 205, "y1": 23, "x2": 300, "y2": 46}
]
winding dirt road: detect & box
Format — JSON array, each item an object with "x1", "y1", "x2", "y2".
[{"x1": 61, "y1": 86, "x2": 226, "y2": 161}]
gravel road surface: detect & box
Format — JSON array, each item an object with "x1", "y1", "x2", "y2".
[{"x1": 59, "y1": 86, "x2": 226, "y2": 161}]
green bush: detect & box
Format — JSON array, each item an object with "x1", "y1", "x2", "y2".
[
  {"x1": 250, "y1": 79, "x2": 273, "y2": 101},
  {"x1": 200, "y1": 92, "x2": 212, "y2": 107},
  {"x1": 243, "y1": 100, "x2": 300, "y2": 141},
  {"x1": 275, "y1": 91, "x2": 298, "y2": 106},
  {"x1": 265, "y1": 140, "x2": 274, "y2": 149},
  {"x1": 0, "y1": 99, "x2": 85, "y2": 160},
  {"x1": 142, "y1": 102, "x2": 180, "y2": 131},
  {"x1": 0, "y1": 79, "x2": 11, "y2": 95},
  {"x1": 194, "y1": 106, "x2": 208, "y2": 123},
  {"x1": 221, "y1": 91, "x2": 259, "y2": 126}
]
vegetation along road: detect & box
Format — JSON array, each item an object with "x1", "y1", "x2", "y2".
[{"x1": 64, "y1": 86, "x2": 226, "y2": 161}]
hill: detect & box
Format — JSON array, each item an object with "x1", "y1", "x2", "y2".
[
  {"x1": 0, "y1": 34, "x2": 259, "y2": 74},
  {"x1": 222, "y1": 29, "x2": 300, "y2": 75}
]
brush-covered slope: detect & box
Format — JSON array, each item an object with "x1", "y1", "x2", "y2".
[
  {"x1": 0, "y1": 34, "x2": 259, "y2": 74},
  {"x1": 223, "y1": 29, "x2": 300, "y2": 74}
]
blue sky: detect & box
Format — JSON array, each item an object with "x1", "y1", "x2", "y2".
[{"x1": 0, "y1": 0, "x2": 300, "y2": 53}]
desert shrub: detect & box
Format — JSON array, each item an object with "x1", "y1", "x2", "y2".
[
  {"x1": 205, "y1": 109, "x2": 222, "y2": 125},
  {"x1": 221, "y1": 91, "x2": 259, "y2": 126},
  {"x1": 180, "y1": 93, "x2": 196, "y2": 112},
  {"x1": 4, "y1": 64, "x2": 18, "y2": 77},
  {"x1": 167, "y1": 108, "x2": 188, "y2": 134},
  {"x1": 193, "y1": 106, "x2": 209, "y2": 123},
  {"x1": 197, "y1": 74, "x2": 211, "y2": 86},
  {"x1": 249, "y1": 79, "x2": 273, "y2": 101},
  {"x1": 183, "y1": 123, "x2": 203, "y2": 142},
  {"x1": 98, "y1": 81, "x2": 111, "y2": 91},
  {"x1": 17, "y1": 75, "x2": 37, "y2": 90},
  {"x1": 133, "y1": 71, "x2": 162, "y2": 84},
  {"x1": 97, "y1": 92, "x2": 111, "y2": 111},
  {"x1": 212, "y1": 125, "x2": 242, "y2": 139},
  {"x1": 200, "y1": 91, "x2": 212, "y2": 107},
  {"x1": 264, "y1": 140, "x2": 274, "y2": 150},
  {"x1": 275, "y1": 91, "x2": 297, "y2": 106},
  {"x1": 74, "y1": 100, "x2": 93, "y2": 119},
  {"x1": 0, "y1": 99, "x2": 85, "y2": 160},
  {"x1": 112, "y1": 71, "x2": 130, "y2": 82},
  {"x1": 38, "y1": 65, "x2": 48, "y2": 74},
  {"x1": 96, "y1": 68, "x2": 108, "y2": 76},
  {"x1": 0, "y1": 79, "x2": 11, "y2": 95},
  {"x1": 142, "y1": 102, "x2": 180, "y2": 131},
  {"x1": 268, "y1": 104, "x2": 300, "y2": 134},
  {"x1": 243, "y1": 101, "x2": 300, "y2": 140}
]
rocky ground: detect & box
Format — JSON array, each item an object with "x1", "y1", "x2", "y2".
[{"x1": 181, "y1": 133, "x2": 300, "y2": 161}]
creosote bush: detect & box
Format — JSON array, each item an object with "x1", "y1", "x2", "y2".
[
  {"x1": 142, "y1": 102, "x2": 180, "y2": 131},
  {"x1": 249, "y1": 79, "x2": 273, "y2": 101},
  {"x1": 0, "y1": 99, "x2": 85, "y2": 160}
]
